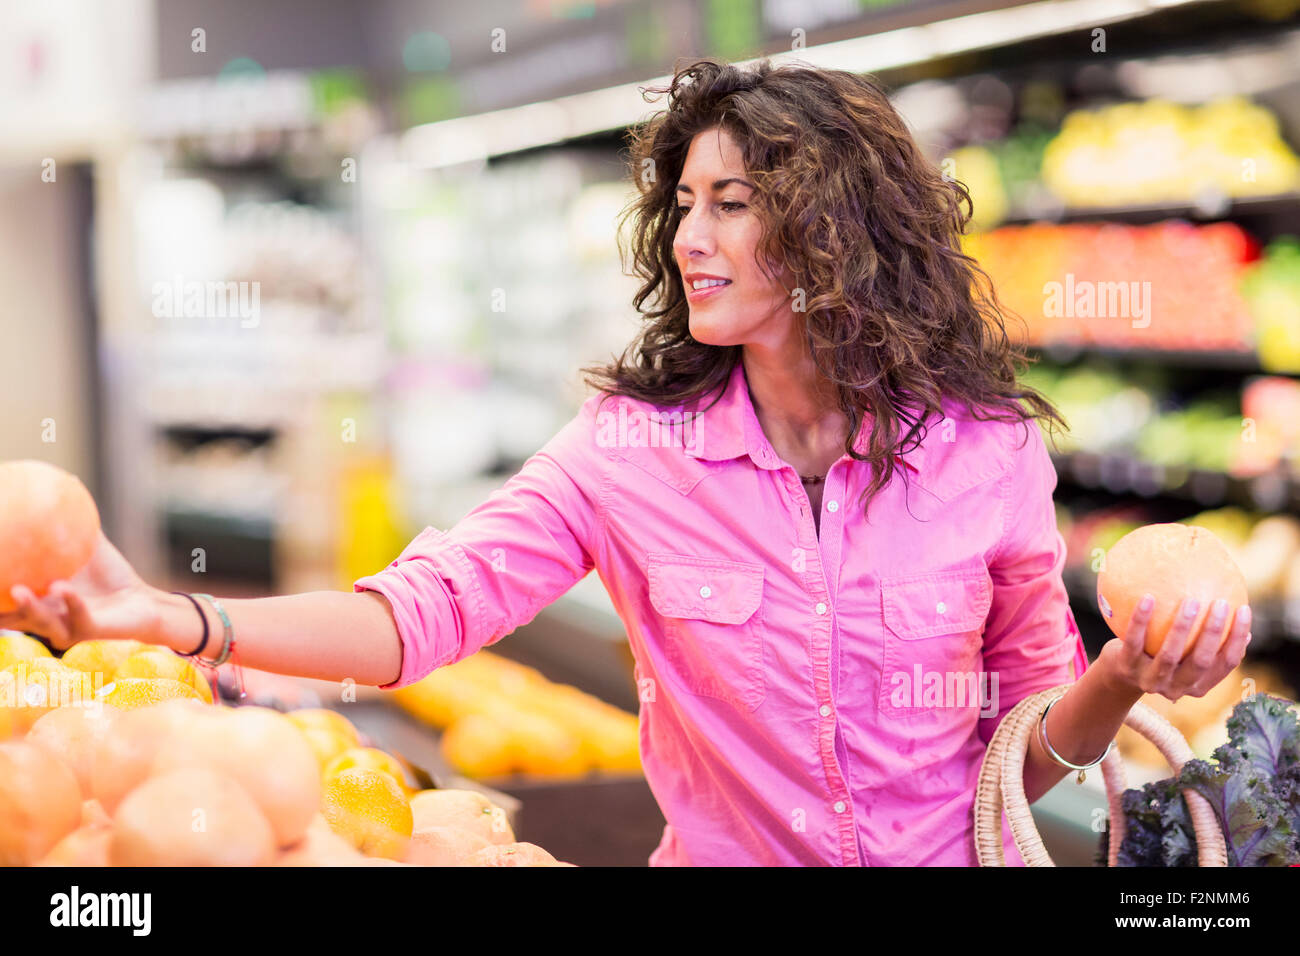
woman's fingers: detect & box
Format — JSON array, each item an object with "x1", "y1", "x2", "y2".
[
  {"x1": 1186, "y1": 598, "x2": 1230, "y2": 673},
  {"x1": 9, "y1": 584, "x2": 69, "y2": 646},
  {"x1": 51, "y1": 581, "x2": 96, "y2": 646},
  {"x1": 1120, "y1": 593, "x2": 1155, "y2": 667}
]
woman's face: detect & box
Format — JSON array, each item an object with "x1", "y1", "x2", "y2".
[{"x1": 672, "y1": 127, "x2": 795, "y2": 349}]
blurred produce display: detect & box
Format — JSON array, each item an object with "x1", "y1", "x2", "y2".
[
  {"x1": 388, "y1": 650, "x2": 641, "y2": 780},
  {"x1": 964, "y1": 221, "x2": 1261, "y2": 350},
  {"x1": 1023, "y1": 363, "x2": 1300, "y2": 482},
  {"x1": 0, "y1": 634, "x2": 570, "y2": 867},
  {"x1": 1240, "y1": 237, "x2": 1300, "y2": 372},
  {"x1": 1114, "y1": 661, "x2": 1295, "y2": 768},
  {"x1": 1040, "y1": 97, "x2": 1300, "y2": 208}
]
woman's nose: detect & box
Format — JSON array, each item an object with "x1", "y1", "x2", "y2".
[{"x1": 673, "y1": 209, "x2": 714, "y2": 259}]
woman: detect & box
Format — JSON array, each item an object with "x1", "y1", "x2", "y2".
[{"x1": 3, "y1": 58, "x2": 1250, "y2": 866}]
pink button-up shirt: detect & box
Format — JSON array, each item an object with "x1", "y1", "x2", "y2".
[{"x1": 355, "y1": 361, "x2": 1089, "y2": 866}]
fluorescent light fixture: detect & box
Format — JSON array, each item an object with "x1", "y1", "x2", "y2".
[{"x1": 401, "y1": 0, "x2": 1212, "y2": 168}]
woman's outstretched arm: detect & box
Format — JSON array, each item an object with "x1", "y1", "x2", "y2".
[{"x1": 1, "y1": 531, "x2": 404, "y2": 687}]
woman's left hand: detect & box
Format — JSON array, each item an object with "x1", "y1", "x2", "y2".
[{"x1": 1095, "y1": 594, "x2": 1253, "y2": 702}]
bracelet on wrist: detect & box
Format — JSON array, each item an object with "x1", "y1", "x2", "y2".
[
  {"x1": 192, "y1": 593, "x2": 234, "y2": 667},
  {"x1": 171, "y1": 592, "x2": 209, "y2": 657},
  {"x1": 1037, "y1": 694, "x2": 1116, "y2": 784}
]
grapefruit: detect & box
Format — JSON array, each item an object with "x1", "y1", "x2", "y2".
[
  {"x1": 0, "y1": 460, "x2": 100, "y2": 613},
  {"x1": 409, "y1": 789, "x2": 513, "y2": 844},
  {"x1": 152, "y1": 705, "x2": 320, "y2": 847},
  {"x1": 26, "y1": 702, "x2": 122, "y2": 796},
  {"x1": 0, "y1": 740, "x2": 82, "y2": 865},
  {"x1": 464, "y1": 842, "x2": 559, "y2": 867},
  {"x1": 1097, "y1": 522, "x2": 1250, "y2": 658},
  {"x1": 404, "y1": 826, "x2": 491, "y2": 866},
  {"x1": 109, "y1": 768, "x2": 276, "y2": 866}
]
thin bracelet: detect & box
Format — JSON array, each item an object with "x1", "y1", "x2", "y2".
[
  {"x1": 1037, "y1": 694, "x2": 1116, "y2": 784},
  {"x1": 171, "y1": 592, "x2": 209, "y2": 657},
  {"x1": 192, "y1": 593, "x2": 234, "y2": 667}
]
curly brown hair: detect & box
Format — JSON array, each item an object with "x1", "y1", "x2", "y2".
[{"x1": 582, "y1": 56, "x2": 1065, "y2": 515}]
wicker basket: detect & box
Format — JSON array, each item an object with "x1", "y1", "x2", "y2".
[{"x1": 973, "y1": 683, "x2": 1228, "y2": 866}]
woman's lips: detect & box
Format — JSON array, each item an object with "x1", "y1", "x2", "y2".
[{"x1": 686, "y1": 281, "x2": 731, "y2": 302}]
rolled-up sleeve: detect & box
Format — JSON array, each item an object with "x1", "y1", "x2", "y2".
[
  {"x1": 354, "y1": 397, "x2": 607, "y2": 689},
  {"x1": 978, "y1": 420, "x2": 1090, "y2": 745}
]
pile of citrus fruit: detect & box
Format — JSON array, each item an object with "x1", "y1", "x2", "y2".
[
  {"x1": 387, "y1": 650, "x2": 640, "y2": 779},
  {"x1": 0, "y1": 632, "x2": 574, "y2": 866}
]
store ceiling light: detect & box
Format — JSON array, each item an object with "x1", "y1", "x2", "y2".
[{"x1": 401, "y1": 0, "x2": 1210, "y2": 168}]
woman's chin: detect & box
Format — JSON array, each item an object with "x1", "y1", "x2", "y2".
[{"x1": 687, "y1": 316, "x2": 739, "y2": 347}]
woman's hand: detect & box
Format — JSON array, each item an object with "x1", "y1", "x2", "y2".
[
  {"x1": 0, "y1": 531, "x2": 161, "y2": 650},
  {"x1": 1095, "y1": 594, "x2": 1253, "y2": 702}
]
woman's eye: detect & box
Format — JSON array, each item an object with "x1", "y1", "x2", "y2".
[
  {"x1": 720, "y1": 201, "x2": 746, "y2": 212},
  {"x1": 675, "y1": 205, "x2": 691, "y2": 216}
]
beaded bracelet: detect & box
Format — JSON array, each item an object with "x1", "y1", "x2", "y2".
[{"x1": 192, "y1": 593, "x2": 234, "y2": 667}]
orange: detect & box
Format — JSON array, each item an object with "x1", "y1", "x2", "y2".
[
  {"x1": 96, "y1": 677, "x2": 203, "y2": 711},
  {"x1": 61, "y1": 639, "x2": 148, "y2": 681},
  {"x1": 0, "y1": 461, "x2": 100, "y2": 613},
  {"x1": 0, "y1": 632, "x2": 52, "y2": 670},
  {"x1": 321, "y1": 768, "x2": 413, "y2": 859},
  {"x1": 322, "y1": 747, "x2": 414, "y2": 794},
  {"x1": 114, "y1": 649, "x2": 213, "y2": 703},
  {"x1": 440, "y1": 713, "x2": 516, "y2": 779},
  {"x1": 1098, "y1": 523, "x2": 1250, "y2": 658}
]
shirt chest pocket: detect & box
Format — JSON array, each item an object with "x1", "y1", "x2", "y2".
[
  {"x1": 878, "y1": 565, "x2": 993, "y2": 720},
  {"x1": 647, "y1": 552, "x2": 766, "y2": 711}
]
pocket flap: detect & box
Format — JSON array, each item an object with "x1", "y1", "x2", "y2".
[
  {"x1": 881, "y1": 566, "x2": 992, "y2": 639},
  {"x1": 648, "y1": 553, "x2": 764, "y2": 625}
]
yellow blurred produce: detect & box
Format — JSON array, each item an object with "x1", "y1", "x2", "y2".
[
  {"x1": 1041, "y1": 96, "x2": 1300, "y2": 207},
  {"x1": 114, "y1": 649, "x2": 213, "y2": 704},
  {"x1": 321, "y1": 767, "x2": 413, "y2": 860},
  {"x1": 390, "y1": 650, "x2": 641, "y2": 780},
  {"x1": 97, "y1": 677, "x2": 204, "y2": 711},
  {"x1": 0, "y1": 632, "x2": 53, "y2": 670},
  {"x1": 323, "y1": 746, "x2": 414, "y2": 794},
  {"x1": 60, "y1": 639, "x2": 149, "y2": 680}
]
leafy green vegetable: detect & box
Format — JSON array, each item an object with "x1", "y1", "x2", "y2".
[{"x1": 1109, "y1": 694, "x2": 1300, "y2": 866}]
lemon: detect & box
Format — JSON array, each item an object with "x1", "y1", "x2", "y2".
[
  {"x1": 0, "y1": 633, "x2": 52, "y2": 671},
  {"x1": 114, "y1": 650, "x2": 213, "y2": 704},
  {"x1": 321, "y1": 768, "x2": 412, "y2": 859},
  {"x1": 61, "y1": 640, "x2": 149, "y2": 681},
  {"x1": 97, "y1": 677, "x2": 203, "y2": 711},
  {"x1": 322, "y1": 747, "x2": 414, "y2": 794},
  {"x1": 285, "y1": 708, "x2": 361, "y2": 746}
]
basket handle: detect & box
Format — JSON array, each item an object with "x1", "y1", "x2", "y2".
[{"x1": 973, "y1": 683, "x2": 1228, "y2": 867}]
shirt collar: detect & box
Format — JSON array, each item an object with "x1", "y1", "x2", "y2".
[{"x1": 684, "y1": 361, "x2": 920, "y2": 476}]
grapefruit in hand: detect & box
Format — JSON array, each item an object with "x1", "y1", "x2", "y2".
[
  {"x1": 0, "y1": 460, "x2": 100, "y2": 613},
  {"x1": 1097, "y1": 522, "x2": 1249, "y2": 659}
]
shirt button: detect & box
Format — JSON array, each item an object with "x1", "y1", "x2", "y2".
[
  {"x1": 819, "y1": 705, "x2": 831, "y2": 717},
  {"x1": 700, "y1": 585, "x2": 712, "y2": 599},
  {"x1": 936, "y1": 601, "x2": 947, "y2": 614},
  {"x1": 827, "y1": 500, "x2": 839, "y2": 512},
  {"x1": 815, "y1": 602, "x2": 827, "y2": 615},
  {"x1": 833, "y1": 801, "x2": 847, "y2": 814}
]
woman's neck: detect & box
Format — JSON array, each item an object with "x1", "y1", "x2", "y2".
[{"x1": 742, "y1": 348, "x2": 850, "y2": 458}]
